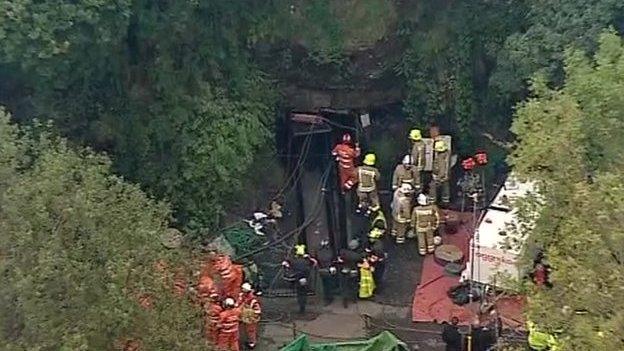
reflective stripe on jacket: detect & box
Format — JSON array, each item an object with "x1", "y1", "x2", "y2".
[{"x1": 357, "y1": 166, "x2": 380, "y2": 191}]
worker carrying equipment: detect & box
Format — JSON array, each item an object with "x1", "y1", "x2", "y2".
[
  {"x1": 410, "y1": 129, "x2": 426, "y2": 172},
  {"x1": 393, "y1": 154, "x2": 421, "y2": 191},
  {"x1": 357, "y1": 153, "x2": 381, "y2": 214},
  {"x1": 431, "y1": 139, "x2": 451, "y2": 206},
  {"x1": 412, "y1": 193, "x2": 440, "y2": 255},
  {"x1": 239, "y1": 283, "x2": 261, "y2": 349},
  {"x1": 391, "y1": 183, "x2": 414, "y2": 244},
  {"x1": 217, "y1": 297, "x2": 242, "y2": 351},
  {"x1": 332, "y1": 133, "x2": 361, "y2": 193}
]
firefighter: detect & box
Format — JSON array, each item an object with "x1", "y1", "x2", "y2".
[
  {"x1": 338, "y1": 239, "x2": 364, "y2": 308},
  {"x1": 317, "y1": 239, "x2": 338, "y2": 305},
  {"x1": 239, "y1": 283, "x2": 261, "y2": 349},
  {"x1": 393, "y1": 154, "x2": 420, "y2": 191},
  {"x1": 392, "y1": 183, "x2": 414, "y2": 244},
  {"x1": 356, "y1": 153, "x2": 381, "y2": 214},
  {"x1": 431, "y1": 139, "x2": 451, "y2": 206},
  {"x1": 217, "y1": 297, "x2": 241, "y2": 351},
  {"x1": 409, "y1": 129, "x2": 426, "y2": 177},
  {"x1": 282, "y1": 244, "x2": 317, "y2": 314},
  {"x1": 412, "y1": 193, "x2": 440, "y2": 255},
  {"x1": 332, "y1": 133, "x2": 361, "y2": 193},
  {"x1": 205, "y1": 292, "x2": 223, "y2": 344}
]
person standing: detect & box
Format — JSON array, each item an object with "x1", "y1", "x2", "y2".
[
  {"x1": 282, "y1": 244, "x2": 317, "y2": 314},
  {"x1": 356, "y1": 153, "x2": 381, "y2": 214},
  {"x1": 409, "y1": 129, "x2": 426, "y2": 179},
  {"x1": 317, "y1": 239, "x2": 338, "y2": 305},
  {"x1": 338, "y1": 239, "x2": 364, "y2": 308},
  {"x1": 392, "y1": 155, "x2": 420, "y2": 191},
  {"x1": 238, "y1": 283, "x2": 261, "y2": 349},
  {"x1": 205, "y1": 292, "x2": 223, "y2": 344},
  {"x1": 391, "y1": 183, "x2": 414, "y2": 244},
  {"x1": 431, "y1": 139, "x2": 451, "y2": 206},
  {"x1": 367, "y1": 237, "x2": 387, "y2": 293},
  {"x1": 412, "y1": 193, "x2": 440, "y2": 255},
  {"x1": 216, "y1": 297, "x2": 241, "y2": 351},
  {"x1": 358, "y1": 258, "x2": 375, "y2": 299},
  {"x1": 332, "y1": 133, "x2": 361, "y2": 193},
  {"x1": 442, "y1": 317, "x2": 463, "y2": 351}
]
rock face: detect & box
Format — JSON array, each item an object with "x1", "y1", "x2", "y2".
[{"x1": 254, "y1": 0, "x2": 410, "y2": 110}]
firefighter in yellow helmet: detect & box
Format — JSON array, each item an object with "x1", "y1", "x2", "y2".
[
  {"x1": 412, "y1": 193, "x2": 440, "y2": 255},
  {"x1": 357, "y1": 153, "x2": 381, "y2": 214},
  {"x1": 391, "y1": 183, "x2": 414, "y2": 244},
  {"x1": 431, "y1": 139, "x2": 451, "y2": 206},
  {"x1": 409, "y1": 129, "x2": 426, "y2": 179}
]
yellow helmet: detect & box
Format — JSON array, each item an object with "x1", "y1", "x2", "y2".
[
  {"x1": 369, "y1": 227, "x2": 384, "y2": 240},
  {"x1": 409, "y1": 129, "x2": 422, "y2": 141},
  {"x1": 295, "y1": 244, "x2": 306, "y2": 256},
  {"x1": 363, "y1": 153, "x2": 376, "y2": 166},
  {"x1": 434, "y1": 140, "x2": 448, "y2": 152}
]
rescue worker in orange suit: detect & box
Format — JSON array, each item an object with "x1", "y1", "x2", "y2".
[
  {"x1": 282, "y1": 244, "x2": 318, "y2": 314},
  {"x1": 215, "y1": 255, "x2": 244, "y2": 298},
  {"x1": 391, "y1": 183, "x2": 414, "y2": 244},
  {"x1": 393, "y1": 155, "x2": 420, "y2": 192},
  {"x1": 205, "y1": 292, "x2": 223, "y2": 344},
  {"x1": 197, "y1": 273, "x2": 216, "y2": 304},
  {"x1": 217, "y1": 297, "x2": 242, "y2": 351},
  {"x1": 239, "y1": 282, "x2": 261, "y2": 349},
  {"x1": 332, "y1": 133, "x2": 360, "y2": 193},
  {"x1": 356, "y1": 153, "x2": 381, "y2": 214},
  {"x1": 412, "y1": 193, "x2": 440, "y2": 255}
]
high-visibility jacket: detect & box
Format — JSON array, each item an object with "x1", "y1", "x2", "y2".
[
  {"x1": 392, "y1": 164, "x2": 420, "y2": 189},
  {"x1": 433, "y1": 150, "x2": 450, "y2": 181},
  {"x1": 370, "y1": 210, "x2": 387, "y2": 230},
  {"x1": 207, "y1": 302, "x2": 223, "y2": 328},
  {"x1": 358, "y1": 261, "x2": 375, "y2": 298},
  {"x1": 527, "y1": 321, "x2": 560, "y2": 350},
  {"x1": 332, "y1": 143, "x2": 360, "y2": 169},
  {"x1": 411, "y1": 141, "x2": 426, "y2": 170},
  {"x1": 393, "y1": 192, "x2": 413, "y2": 223},
  {"x1": 412, "y1": 204, "x2": 440, "y2": 231},
  {"x1": 197, "y1": 275, "x2": 216, "y2": 302},
  {"x1": 218, "y1": 307, "x2": 241, "y2": 334},
  {"x1": 357, "y1": 166, "x2": 380, "y2": 192}
]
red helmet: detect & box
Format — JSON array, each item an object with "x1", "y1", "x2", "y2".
[
  {"x1": 342, "y1": 133, "x2": 352, "y2": 143},
  {"x1": 475, "y1": 150, "x2": 488, "y2": 165},
  {"x1": 462, "y1": 157, "x2": 476, "y2": 171}
]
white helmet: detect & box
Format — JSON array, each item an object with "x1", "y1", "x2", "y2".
[
  {"x1": 402, "y1": 154, "x2": 412, "y2": 165},
  {"x1": 224, "y1": 297, "x2": 236, "y2": 307},
  {"x1": 400, "y1": 183, "x2": 413, "y2": 193},
  {"x1": 433, "y1": 236, "x2": 442, "y2": 246},
  {"x1": 417, "y1": 193, "x2": 428, "y2": 206},
  {"x1": 241, "y1": 282, "x2": 252, "y2": 292}
]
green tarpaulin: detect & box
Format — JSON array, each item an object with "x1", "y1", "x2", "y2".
[{"x1": 280, "y1": 331, "x2": 409, "y2": 351}]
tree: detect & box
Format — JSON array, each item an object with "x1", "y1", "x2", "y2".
[
  {"x1": 509, "y1": 31, "x2": 624, "y2": 350},
  {"x1": 0, "y1": 108, "x2": 204, "y2": 350}
]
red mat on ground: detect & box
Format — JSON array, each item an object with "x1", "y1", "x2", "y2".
[{"x1": 411, "y1": 211, "x2": 525, "y2": 327}]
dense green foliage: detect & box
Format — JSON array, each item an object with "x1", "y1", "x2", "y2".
[
  {"x1": 510, "y1": 31, "x2": 624, "y2": 350},
  {"x1": 0, "y1": 0, "x2": 281, "y2": 229},
  {"x1": 0, "y1": 109, "x2": 203, "y2": 350}
]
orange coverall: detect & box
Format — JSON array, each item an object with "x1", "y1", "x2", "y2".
[
  {"x1": 239, "y1": 291, "x2": 262, "y2": 347},
  {"x1": 332, "y1": 142, "x2": 360, "y2": 192},
  {"x1": 217, "y1": 306, "x2": 242, "y2": 351}
]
